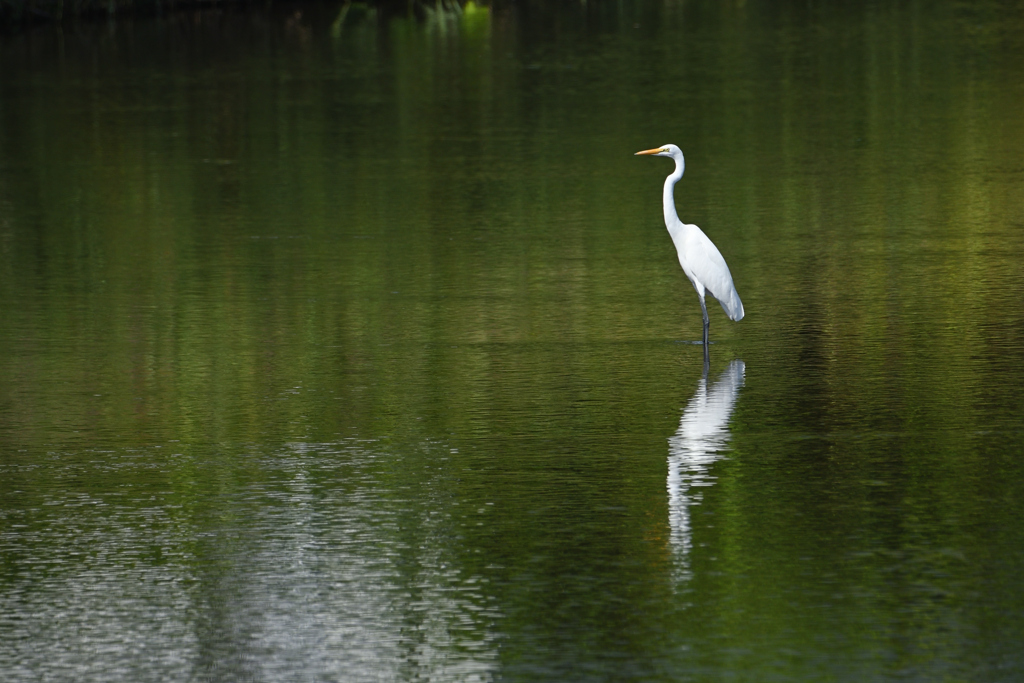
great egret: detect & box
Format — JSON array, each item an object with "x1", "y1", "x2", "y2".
[{"x1": 635, "y1": 145, "x2": 744, "y2": 347}]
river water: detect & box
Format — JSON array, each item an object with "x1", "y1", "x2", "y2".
[{"x1": 2, "y1": 1, "x2": 1023, "y2": 681}]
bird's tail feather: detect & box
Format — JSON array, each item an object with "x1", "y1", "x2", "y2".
[{"x1": 715, "y1": 290, "x2": 744, "y2": 321}]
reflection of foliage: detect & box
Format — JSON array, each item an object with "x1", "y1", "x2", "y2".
[
  {"x1": 1, "y1": 0, "x2": 1020, "y2": 449},
  {"x1": 0, "y1": 0, "x2": 489, "y2": 25}
]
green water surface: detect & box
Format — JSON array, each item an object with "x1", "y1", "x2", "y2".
[{"x1": 2, "y1": 1, "x2": 1024, "y2": 681}]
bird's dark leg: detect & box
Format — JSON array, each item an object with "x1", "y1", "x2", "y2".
[
  {"x1": 699, "y1": 296, "x2": 710, "y2": 348},
  {"x1": 699, "y1": 295, "x2": 710, "y2": 373}
]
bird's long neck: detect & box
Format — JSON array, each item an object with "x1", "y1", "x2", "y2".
[{"x1": 662, "y1": 155, "x2": 685, "y2": 228}]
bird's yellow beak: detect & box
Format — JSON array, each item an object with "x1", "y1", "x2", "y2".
[{"x1": 634, "y1": 147, "x2": 664, "y2": 156}]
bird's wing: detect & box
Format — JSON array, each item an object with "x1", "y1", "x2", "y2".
[{"x1": 678, "y1": 225, "x2": 745, "y2": 321}]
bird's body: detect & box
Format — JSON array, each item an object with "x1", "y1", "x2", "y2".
[{"x1": 636, "y1": 144, "x2": 743, "y2": 347}]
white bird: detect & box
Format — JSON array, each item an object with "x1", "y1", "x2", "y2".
[{"x1": 635, "y1": 144, "x2": 744, "y2": 347}]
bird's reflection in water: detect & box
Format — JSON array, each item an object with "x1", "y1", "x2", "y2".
[{"x1": 668, "y1": 359, "x2": 745, "y2": 580}]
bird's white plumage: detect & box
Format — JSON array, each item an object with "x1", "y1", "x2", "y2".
[
  {"x1": 636, "y1": 144, "x2": 744, "y2": 343},
  {"x1": 669, "y1": 222, "x2": 744, "y2": 321}
]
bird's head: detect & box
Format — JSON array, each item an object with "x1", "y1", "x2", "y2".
[{"x1": 635, "y1": 144, "x2": 682, "y2": 159}]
